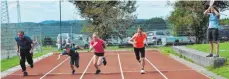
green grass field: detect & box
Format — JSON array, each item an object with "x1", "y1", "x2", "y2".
[
  {"x1": 187, "y1": 42, "x2": 229, "y2": 78},
  {"x1": 159, "y1": 46, "x2": 194, "y2": 63},
  {"x1": 159, "y1": 42, "x2": 229, "y2": 78},
  {"x1": 1, "y1": 47, "x2": 57, "y2": 72}
]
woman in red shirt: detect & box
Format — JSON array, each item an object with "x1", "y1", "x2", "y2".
[
  {"x1": 88, "y1": 32, "x2": 107, "y2": 75},
  {"x1": 128, "y1": 27, "x2": 147, "y2": 74}
]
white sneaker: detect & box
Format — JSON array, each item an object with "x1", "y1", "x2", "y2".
[{"x1": 140, "y1": 70, "x2": 145, "y2": 74}]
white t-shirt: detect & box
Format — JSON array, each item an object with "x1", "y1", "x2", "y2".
[{"x1": 66, "y1": 39, "x2": 71, "y2": 44}]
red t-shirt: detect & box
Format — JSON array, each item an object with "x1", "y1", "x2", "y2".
[
  {"x1": 90, "y1": 39, "x2": 105, "y2": 53},
  {"x1": 132, "y1": 32, "x2": 147, "y2": 48}
]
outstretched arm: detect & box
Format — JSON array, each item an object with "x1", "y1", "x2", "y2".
[
  {"x1": 57, "y1": 54, "x2": 62, "y2": 60},
  {"x1": 57, "y1": 51, "x2": 66, "y2": 60},
  {"x1": 75, "y1": 45, "x2": 84, "y2": 50}
]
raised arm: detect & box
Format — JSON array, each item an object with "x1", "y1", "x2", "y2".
[
  {"x1": 204, "y1": 7, "x2": 211, "y2": 16},
  {"x1": 213, "y1": 7, "x2": 220, "y2": 16}
]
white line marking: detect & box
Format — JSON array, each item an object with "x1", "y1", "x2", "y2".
[
  {"x1": 118, "y1": 54, "x2": 125, "y2": 79},
  {"x1": 39, "y1": 57, "x2": 69, "y2": 79},
  {"x1": 169, "y1": 54, "x2": 212, "y2": 79},
  {"x1": 1, "y1": 53, "x2": 53, "y2": 78},
  {"x1": 79, "y1": 55, "x2": 94, "y2": 79},
  {"x1": 145, "y1": 58, "x2": 168, "y2": 79},
  {"x1": 10, "y1": 69, "x2": 195, "y2": 76},
  {"x1": 154, "y1": 49, "x2": 211, "y2": 79}
]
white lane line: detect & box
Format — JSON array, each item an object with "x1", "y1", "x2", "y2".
[
  {"x1": 169, "y1": 54, "x2": 212, "y2": 79},
  {"x1": 79, "y1": 55, "x2": 94, "y2": 79},
  {"x1": 11, "y1": 69, "x2": 195, "y2": 76},
  {"x1": 1, "y1": 53, "x2": 53, "y2": 78},
  {"x1": 118, "y1": 53, "x2": 125, "y2": 79},
  {"x1": 153, "y1": 49, "x2": 211, "y2": 79},
  {"x1": 39, "y1": 57, "x2": 69, "y2": 79},
  {"x1": 145, "y1": 58, "x2": 168, "y2": 79}
]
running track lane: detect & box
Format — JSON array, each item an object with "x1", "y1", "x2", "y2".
[
  {"x1": 81, "y1": 51, "x2": 122, "y2": 79},
  {"x1": 2, "y1": 50, "x2": 211, "y2": 79},
  {"x1": 146, "y1": 50, "x2": 209, "y2": 79},
  {"x1": 2, "y1": 54, "x2": 68, "y2": 79},
  {"x1": 118, "y1": 51, "x2": 165, "y2": 79},
  {"x1": 42, "y1": 53, "x2": 93, "y2": 79}
]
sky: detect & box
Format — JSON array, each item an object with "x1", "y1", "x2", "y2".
[{"x1": 6, "y1": 0, "x2": 229, "y2": 23}]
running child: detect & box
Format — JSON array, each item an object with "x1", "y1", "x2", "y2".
[
  {"x1": 88, "y1": 32, "x2": 107, "y2": 75},
  {"x1": 57, "y1": 44, "x2": 82, "y2": 74},
  {"x1": 128, "y1": 27, "x2": 148, "y2": 74}
]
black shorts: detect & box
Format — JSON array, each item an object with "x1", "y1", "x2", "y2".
[
  {"x1": 134, "y1": 47, "x2": 145, "y2": 61},
  {"x1": 94, "y1": 53, "x2": 104, "y2": 57},
  {"x1": 70, "y1": 57, "x2": 79, "y2": 68},
  {"x1": 207, "y1": 28, "x2": 219, "y2": 41}
]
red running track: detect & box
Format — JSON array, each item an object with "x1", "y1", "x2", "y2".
[{"x1": 2, "y1": 50, "x2": 210, "y2": 79}]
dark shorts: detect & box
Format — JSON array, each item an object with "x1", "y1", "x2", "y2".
[
  {"x1": 207, "y1": 28, "x2": 219, "y2": 41},
  {"x1": 134, "y1": 47, "x2": 145, "y2": 61},
  {"x1": 70, "y1": 58, "x2": 79, "y2": 66},
  {"x1": 94, "y1": 52, "x2": 104, "y2": 57}
]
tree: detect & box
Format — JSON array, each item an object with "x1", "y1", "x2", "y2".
[
  {"x1": 131, "y1": 17, "x2": 167, "y2": 31},
  {"x1": 168, "y1": 1, "x2": 229, "y2": 43},
  {"x1": 70, "y1": 1, "x2": 136, "y2": 40},
  {"x1": 145, "y1": 17, "x2": 167, "y2": 30}
]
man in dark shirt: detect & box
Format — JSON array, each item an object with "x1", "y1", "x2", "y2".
[
  {"x1": 57, "y1": 44, "x2": 81, "y2": 74},
  {"x1": 15, "y1": 31, "x2": 35, "y2": 76}
]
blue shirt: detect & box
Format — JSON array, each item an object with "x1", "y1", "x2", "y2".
[
  {"x1": 15, "y1": 36, "x2": 33, "y2": 50},
  {"x1": 62, "y1": 48, "x2": 79, "y2": 59},
  {"x1": 208, "y1": 13, "x2": 220, "y2": 29}
]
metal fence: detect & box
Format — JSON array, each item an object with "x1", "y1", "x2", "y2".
[
  {"x1": 1, "y1": 24, "x2": 42, "y2": 60},
  {"x1": 1, "y1": 22, "x2": 84, "y2": 60}
]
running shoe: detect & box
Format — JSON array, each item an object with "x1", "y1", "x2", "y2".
[
  {"x1": 95, "y1": 70, "x2": 101, "y2": 75},
  {"x1": 206, "y1": 54, "x2": 213, "y2": 57},
  {"x1": 214, "y1": 54, "x2": 219, "y2": 58},
  {"x1": 140, "y1": 70, "x2": 145, "y2": 74},
  {"x1": 72, "y1": 70, "x2": 75, "y2": 74},
  {"x1": 103, "y1": 57, "x2": 107, "y2": 66},
  {"x1": 30, "y1": 64, "x2": 34, "y2": 68},
  {"x1": 23, "y1": 71, "x2": 28, "y2": 76}
]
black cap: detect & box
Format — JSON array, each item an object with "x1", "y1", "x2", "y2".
[{"x1": 64, "y1": 44, "x2": 71, "y2": 49}]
